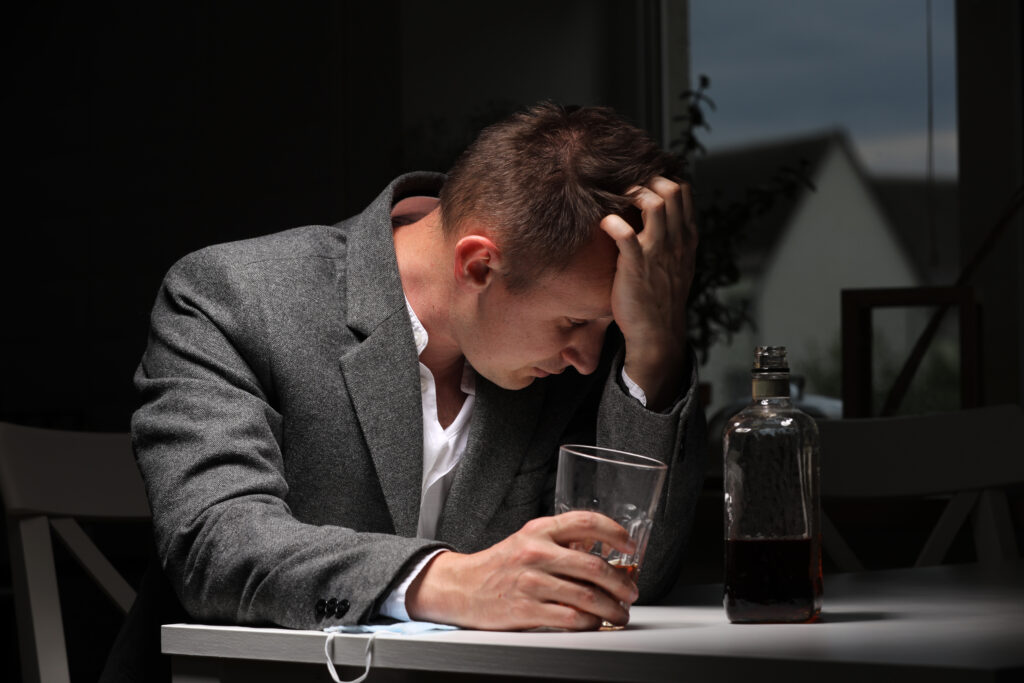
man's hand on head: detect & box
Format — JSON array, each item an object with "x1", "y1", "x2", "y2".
[
  {"x1": 599, "y1": 176, "x2": 697, "y2": 411},
  {"x1": 404, "y1": 511, "x2": 639, "y2": 631}
]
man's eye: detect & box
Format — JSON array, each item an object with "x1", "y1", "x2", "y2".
[{"x1": 566, "y1": 319, "x2": 588, "y2": 328}]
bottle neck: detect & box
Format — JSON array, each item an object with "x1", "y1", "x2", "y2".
[{"x1": 752, "y1": 372, "x2": 790, "y2": 399}]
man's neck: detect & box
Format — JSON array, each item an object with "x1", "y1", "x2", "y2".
[{"x1": 393, "y1": 203, "x2": 465, "y2": 382}]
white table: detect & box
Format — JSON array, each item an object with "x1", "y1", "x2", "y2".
[{"x1": 163, "y1": 560, "x2": 1024, "y2": 682}]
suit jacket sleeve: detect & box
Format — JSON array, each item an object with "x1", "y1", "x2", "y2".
[
  {"x1": 595, "y1": 347, "x2": 707, "y2": 603},
  {"x1": 132, "y1": 247, "x2": 447, "y2": 629}
]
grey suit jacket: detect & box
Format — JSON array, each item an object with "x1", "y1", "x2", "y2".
[{"x1": 132, "y1": 172, "x2": 706, "y2": 629}]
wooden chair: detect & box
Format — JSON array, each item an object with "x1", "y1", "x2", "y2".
[
  {"x1": 0, "y1": 422, "x2": 150, "y2": 683},
  {"x1": 818, "y1": 404, "x2": 1024, "y2": 572}
]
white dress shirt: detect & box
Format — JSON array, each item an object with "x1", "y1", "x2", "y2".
[
  {"x1": 407, "y1": 298, "x2": 477, "y2": 540},
  {"x1": 377, "y1": 298, "x2": 475, "y2": 620}
]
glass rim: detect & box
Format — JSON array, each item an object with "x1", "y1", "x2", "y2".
[{"x1": 558, "y1": 444, "x2": 667, "y2": 471}]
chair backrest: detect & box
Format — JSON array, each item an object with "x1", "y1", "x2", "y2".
[
  {"x1": 0, "y1": 422, "x2": 150, "y2": 683},
  {"x1": 817, "y1": 404, "x2": 1024, "y2": 572}
]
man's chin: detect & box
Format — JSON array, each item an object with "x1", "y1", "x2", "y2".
[
  {"x1": 507, "y1": 376, "x2": 538, "y2": 391},
  {"x1": 485, "y1": 372, "x2": 537, "y2": 391}
]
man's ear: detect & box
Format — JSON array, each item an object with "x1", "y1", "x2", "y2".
[{"x1": 453, "y1": 235, "x2": 501, "y2": 291}]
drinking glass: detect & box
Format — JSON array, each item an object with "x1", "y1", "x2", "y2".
[{"x1": 554, "y1": 444, "x2": 668, "y2": 629}]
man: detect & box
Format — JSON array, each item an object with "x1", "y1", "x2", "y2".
[{"x1": 129, "y1": 102, "x2": 706, "y2": 636}]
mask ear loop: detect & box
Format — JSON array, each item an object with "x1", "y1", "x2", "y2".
[{"x1": 324, "y1": 631, "x2": 376, "y2": 683}]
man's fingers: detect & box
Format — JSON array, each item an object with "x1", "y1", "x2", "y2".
[
  {"x1": 537, "y1": 512, "x2": 640, "y2": 607},
  {"x1": 521, "y1": 567, "x2": 630, "y2": 626},
  {"x1": 677, "y1": 181, "x2": 698, "y2": 256},
  {"x1": 550, "y1": 545, "x2": 639, "y2": 606},
  {"x1": 544, "y1": 511, "x2": 636, "y2": 555},
  {"x1": 534, "y1": 603, "x2": 605, "y2": 631},
  {"x1": 644, "y1": 177, "x2": 686, "y2": 248},
  {"x1": 627, "y1": 184, "x2": 667, "y2": 248},
  {"x1": 546, "y1": 576, "x2": 631, "y2": 626},
  {"x1": 649, "y1": 176, "x2": 693, "y2": 228},
  {"x1": 599, "y1": 214, "x2": 644, "y2": 267},
  {"x1": 680, "y1": 181, "x2": 697, "y2": 235}
]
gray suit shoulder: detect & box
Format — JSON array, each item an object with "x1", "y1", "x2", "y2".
[
  {"x1": 148, "y1": 222, "x2": 356, "y2": 372},
  {"x1": 167, "y1": 222, "x2": 353, "y2": 283}
]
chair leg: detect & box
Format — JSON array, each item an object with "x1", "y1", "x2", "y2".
[
  {"x1": 972, "y1": 489, "x2": 1019, "y2": 565},
  {"x1": 821, "y1": 510, "x2": 864, "y2": 572},
  {"x1": 916, "y1": 490, "x2": 979, "y2": 567},
  {"x1": 7, "y1": 516, "x2": 72, "y2": 683},
  {"x1": 50, "y1": 517, "x2": 137, "y2": 614}
]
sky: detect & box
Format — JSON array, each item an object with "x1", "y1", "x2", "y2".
[{"x1": 689, "y1": 0, "x2": 958, "y2": 178}]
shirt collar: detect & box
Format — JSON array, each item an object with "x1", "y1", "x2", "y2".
[
  {"x1": 404, "y1": 295, "x2": 476, "y2": 396},
  {"x1": 404, "y1": 295, "x2": 430, "y2": 357}
]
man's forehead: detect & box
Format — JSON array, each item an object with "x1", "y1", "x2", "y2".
[
  {"x1": 533, "y1": 243, "x2": 616, "y2": 313},
  {"x1": 570, "y1": 230, "x2": 619, "y2": 279}
]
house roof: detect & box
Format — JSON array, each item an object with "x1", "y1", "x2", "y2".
[
  {"x1": 692, "y1": 130, "x2": 959, "y2": 284},
  {"x1": 870, "y1": 176, "x2": 960, "y2": 285},
  {"x1": 691, "y1": 129, "x2": 846, "y2": 258}
]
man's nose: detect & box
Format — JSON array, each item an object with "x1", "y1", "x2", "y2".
[{"x1": 561, "y1": 322, "x2": 609, "y2": 375}]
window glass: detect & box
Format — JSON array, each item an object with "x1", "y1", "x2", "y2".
[{"x1": 687, "y1": 0, "x2": 959, "y2": 419}]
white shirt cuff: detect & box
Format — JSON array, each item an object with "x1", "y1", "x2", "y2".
[
  {"x1": 378, "y1": 549, "x2": 448, "y2": 621},
  {"x1": 620, "y1": 368, "x2": 648, "y2": 407}
]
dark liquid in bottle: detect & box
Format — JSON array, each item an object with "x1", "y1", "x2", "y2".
[{"x1": 724, "y1": 537, "x2": 822, "y2": 623}]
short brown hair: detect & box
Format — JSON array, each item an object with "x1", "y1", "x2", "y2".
[{"x1": 439, "y1": 102, "x2": 680, "y2": 290}]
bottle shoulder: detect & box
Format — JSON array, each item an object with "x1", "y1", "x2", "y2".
[{"x1": 725, "y1": 400, "x2": 820, "y2": 434}]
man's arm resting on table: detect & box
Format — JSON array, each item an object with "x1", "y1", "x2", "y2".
[{"x1": 135, "y1": 247, "x2": 448, "y2": 629}]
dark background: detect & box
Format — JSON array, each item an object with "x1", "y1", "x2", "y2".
[{"x1": 2, "y1": 1, "x2": 662, "y2": 432}]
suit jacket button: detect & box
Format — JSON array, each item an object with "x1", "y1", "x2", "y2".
[
  {"x1": 325, "y1": 598, "x2": 338, "y2": 616},
  {"x1": 335, "y1": 599, "x2": 350, "y2": 618},
  {"x1": 315, "y1": 599, "x2": 327, "y2": 618}
]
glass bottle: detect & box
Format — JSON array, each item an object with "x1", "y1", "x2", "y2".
[{"x1": 722, "y1": 346, "x2": 822, "y2": 623}]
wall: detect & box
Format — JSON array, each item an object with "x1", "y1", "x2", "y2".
[{"x1": 956, "y1": 0, "x2": 1024, "y2": 408}]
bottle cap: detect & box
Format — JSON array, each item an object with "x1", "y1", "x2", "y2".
[{"x1": 753, "y1": 346, "x2": 789, "y2": 372}]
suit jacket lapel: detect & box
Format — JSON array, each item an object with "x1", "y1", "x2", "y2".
[
  {"x1": 339, "y1": 172, "x2": 446, "y2": 538},
  {"x1": 339, "y1": 316, "x2": 422, "y2": 538},
  {"x1": 436, "y1": 376, "x2": 546, "y2": 548}
]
